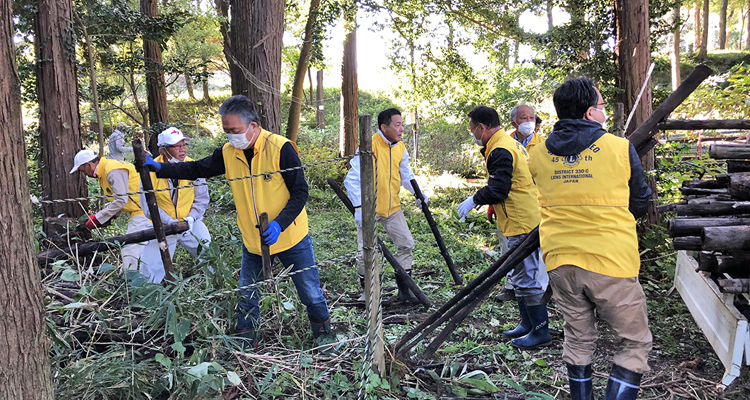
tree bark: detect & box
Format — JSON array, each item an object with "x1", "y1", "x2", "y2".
[
  {"x1": 1, "y1": 0, "x2": 55, "y2": 395},
  {"x1": 83, "y1": 25, "x2": 105, "y2": 159},
  {"x1": 710, "y1": 144, "x2": 750, "y2": 159},
  {"x1": 699, "y1": 0, "x2": 709, "y2": 58},
  {"x1": 248, "y1": 0, "x2": 284, "y2": 134},
  {"x1": 34, "y1": 0, "x2": 88, "y2": 227},
  {"x1": 728, "y1": 172, "x2": 750, "y2": 200},
  {"x1": 185, "y1": 73, "x2": 196, "y2": 99},
  {"x1": 228, "y1": 0, "x2": 253, "y2": 97},
  {"x1": 673, "y1": 236, "x2": 702, "y2": 250},
  {"x1": 202, "y1": 66, "x2": 211, "y2": 102},
  {"x1": 719, "y1": 0, "x2": 729, "y2": 49},
  {"x1": 703, "y1": 226, "x2": 750, "y2": 250},
  {"x1": 316, "y1": 69, "x2": 324, "y2": 128},
  {"x1": 694, "y1": 2, "x2": 702, "y2": 52},
  {"x1": 674, "y1": 202, "x2": 750, "y2": 216},
  {"x1": 141, "y1": 0, "x2": 169, "y2": 127},
  {"x1": 672, "y1": 6, "x2": 681, "y2": 91},
  {"x1": 340, "y1": 8, "x2": 358, "y2": 157},
  {"x1": 746, "y1": 0, "x2": 750, "y2": 48},
  {"x1": 615, "y1": 0, "x2": 655, "y2": 223},
  {"x1": 669, "y1": 217, "x2": 750, "y2": 236},
  {"x1": 286, "y1": 0, "x2": 320, "y2": 141},
  {"x1": 728, "y1": 160, "x2": 750, "y2": 173}
]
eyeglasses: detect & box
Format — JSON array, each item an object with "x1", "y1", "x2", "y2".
[
  {"x1": 597, "y1": 102, "x2": 607, "y2": 108},
  {"x1": 168, "y1": 144, "x2": 187, "y2": 150}
]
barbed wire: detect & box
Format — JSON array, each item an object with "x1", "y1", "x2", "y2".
[{"x1": 37, "y1": 153, "x2": 361, "y2": 205}]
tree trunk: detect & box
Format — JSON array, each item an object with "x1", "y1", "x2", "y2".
[
  {"x1": 672, "y1": 6, "x2": 681, "y2": 91},
  {"x1": 616, "y1": 0, "x2": 655, "y2": 223},
  {"x1": 316, "y1": 69, "x2": 324, "y2": 128},
  {"x1": 699, "y1": 0, "x2": 709, "y2": 58},
  {"x1": 694, "y1": 1, "x2": 701, "y2": 52},
  {"x1": 719, "y1": 0, "x2": 728, "y2": 49},
  {"x1": 308, "y1": 66, "x2": 313, "y2": 105},
  {"x1": 34, "y1": 0, "x2": 88, "y2": 226},
  {"x1": 214, "y1": 0, "x2": 233, "y2": 78},
  {"x1": 248, "y1": 0, "x2": 284, "y2": 134},
  {"x1": 746, "y1": 0, "x2": 750, "y2": 48},
  {"x1": 83, "y1": 25, "x2": 105, "y2": 159},
  {"x1": 340, "y1": 9, "x2": 358, "y2": 157},
  {"x1": 185, "y1": 73, "x2": 196, "y2": 99},
  {"x1": 1, "y1": 0, "x2": 55, "y2": 395},
  {"x1": 141, "y1": 0, "x2": 169, "y2": 127},
  {"x1": 202, "y1": 66, "x2": 211, "y2": 102},
  {"x1": 228, "y1": 0, "x2": 252, "y2": 97},
  {"x1": 285, "y1": 0, "x2": 320, "y2": 141}
]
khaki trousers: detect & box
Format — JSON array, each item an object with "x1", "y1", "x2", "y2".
[
  {"x1": 548, "y1": 265, "x2": 652, "y2": 373},
  {"x1": 122, "y1": 215, "x2": 150, "y2": 271},
  {"x1": 356, "y1": 210, "x2": 414, "y2": 276}
]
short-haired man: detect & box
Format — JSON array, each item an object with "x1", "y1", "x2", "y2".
[
  {"x1": 70, "y1": 149, "x2": 148, "y2": 270},
  {"x1": 143, "y1": 95, "x2": 332, "y2": 349},
  {"x1": 344, "y1": 108, "x2": 425, "y2": 303},
  {"x1": 138, "y1": 127, "x2": 212, "y2": 283},
  {"x1": 529, "y1": 77, "x2": 652, "y2": 400},
  {"x1": 509, "y1": 104, "x2": 542, "y2": 153},
  {"x1": 109, "y1": 122, "x2": 134, "y2": 161},
  {"x1": 457, "y1": 106, "x2": 550, "y2": 349}
]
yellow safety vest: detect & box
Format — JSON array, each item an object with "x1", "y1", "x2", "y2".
[
  {"x1": 222, "y1": 129, "x2": 309, "y2": 255},
  {"x1": 529, "y1": 133, "x2": 639, "y2": 278},
  {"x1": 96, "y1": 158, "x2": 144, "y2": 218},
  {"x1": 150, "y1": 155, "x2": 196, "y2": 221},
  {"x1": 484, "y1": 131, "x2": 541, "y2": 236},
  {"x1": 372, "y1": 133, "x2": 405, "y2": 218},
  {"x1": 510, "y1": 130, "x2": 543, "y2": 154}
]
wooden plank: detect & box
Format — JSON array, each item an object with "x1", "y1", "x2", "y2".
[
  {"x1": 674, "y1": 251, "x2": 746, "y2": 388},
  {"x1": 657, "y1": 119, "x2": 750, "y2": 131},
  {"x1": 710, "y1": 144, "x2": 750, "y2": 160}
]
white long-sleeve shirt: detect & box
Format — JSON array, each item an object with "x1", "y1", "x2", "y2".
[
  {"x1": 344, "y1": 130, "x2": 416, "y2": 207},
  {"x1": 95, "y1": 169, "x2": 130, "y2": 223},
  {"x1": 140, "y1": 178, "x2": 210, "y2": 225}
]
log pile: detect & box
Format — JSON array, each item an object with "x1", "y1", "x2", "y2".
[{"x1": 669, "y1": 143, "x2": 750, "y2": 294}]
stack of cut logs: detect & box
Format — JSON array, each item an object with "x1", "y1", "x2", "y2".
[{"x1": 668, "y1": 144, "x2": 750, "y2": 295}]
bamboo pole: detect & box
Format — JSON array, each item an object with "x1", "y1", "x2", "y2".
[{"x1": 359, "y1": 114, "x2": 385, "y2": 377}]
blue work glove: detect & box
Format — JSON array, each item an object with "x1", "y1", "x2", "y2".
[
  {"x1": 143, "y1": 155, "x2": 161, "y2": 172},
  {"x1": 456, "y1": 195, "x2": 477, "y2": 222},
  {"x1": 262, "y1": 221, "x2": 281, "y2": 245}
]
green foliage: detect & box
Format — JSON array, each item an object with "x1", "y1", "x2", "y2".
[{"x1": 296, "y1": 126, "x2": 348, "y2": 189}]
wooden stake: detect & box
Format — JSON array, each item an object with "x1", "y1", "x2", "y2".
[
  {"x1": 259, "y1": 212, "x2": 273, "y2": 279},
  {"x1": 133, "y1": 139, "x2": 174, "y2": 283},
  {"x1": 359, "y1": 114, "x2": 385, "y2": 377}
]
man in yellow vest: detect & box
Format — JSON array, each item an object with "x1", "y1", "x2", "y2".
[
  {"x1": 495, "y1": 105, "x2": 548, "y2": 303},
  {"x1": 143, "y1": 95, "x2": 332, "y2": 349},
  {"x1": 69, "y1": 149, "x2": 148, "y2": 270},
  {"x1": 529, "y1": 77, "x2": 652, "y2": 400},
  {"x1": 456, "y1": 106, "x2": 550, "y2": 349},
  {"x1": 344, "y1": 108, "x2": 425, "y2": 303},
  {"x1": 138, "y1": 127, "x2": 212, "y2": 283}
]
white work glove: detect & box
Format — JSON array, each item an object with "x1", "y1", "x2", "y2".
[
  {"x1": 354, "y1": 208, "x2": 362, "y2": 228},
  {"x1": 456, "y1": 195, "x2": 477, "y2": 222},
  {"x1": 415, "y1": 194, "x2": 428, "y2": 209},
  {"x1": 184, "y1": 216, "x2": 195, "y2": 231}
]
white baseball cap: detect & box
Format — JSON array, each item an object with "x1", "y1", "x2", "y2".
[
  {"x1": 70, "y1": 149, "x2": 97, "y2": 174},
  {"x1": 157, "y1": 127, "x2": 190, "y2": 146}
]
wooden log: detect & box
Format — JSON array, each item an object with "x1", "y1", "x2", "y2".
[
  {"x1": 727, "y1": 160, "x2": 750, "y2": 173},
  {"x1": 326, "y1": 176, "x2": 432, "y2": 309},
  {"x1": 728, "y1": 172, "x2": 750, "y2": 200},
  {"x1": 679, "y1": 187, "x2": 727, "y2": 196},
  {"x1": 702, "y1": 226, "x2": 750, "y2": 250},
  {"x1": 629, "y1": 65, "x2": 714, "y2": 157},
  {"x1": 673, "y1": 202, "x2": 750, "y2": 216},
  {"x1": 696, "y1": 252, "x2": 718, "y2": 271},
  {"x1": 682, "y1": 178, "x2": 728, "y2": 189},
  {"x1": 717, "y1": 279, "x2": 750, "y2": 293},
  {"x1": 259, "y1": 212, "x2": 272, "y2": 279},
  {"x1": 37, "y1": 222, "x2": 189, "y2": 263},
  {"x1": 133, "y1": 139, "x2": 174, "y2": 281},
  {"x1": 674, "y1": 236, "x2": 702, "y2": 250},
  {"x1": 699, "y1": 253, "x2": 750, "y2": 274},
  {"x1": 669, "y1": 217, "x2": 750, "y2": 237},
  {"x1": 656, "y1": 119, "x2": 750, "y2": 131},
  {"x1": 709, "y1": 144, "x2": 750, "y2": 160}
]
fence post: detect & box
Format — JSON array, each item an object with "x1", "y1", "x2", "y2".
[{"x1": 359, "y1": 114, "x2": 385, "y2": 377}]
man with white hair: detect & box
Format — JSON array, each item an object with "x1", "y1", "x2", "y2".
[
  {"x1": 69, "y1": 149, "x2": 148, "y2": 270},
  {"x1": 138, "y1": 127, "x2": 212, "y2": 283},
  {"x1": 108, "y1": 122, "x2": 134, "y2": 161},
  {"x1": 509, "y1": 104, "x2": 542, "y2": 152}
]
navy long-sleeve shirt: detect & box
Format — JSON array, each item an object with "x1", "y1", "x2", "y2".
[
  {"x1": 473, "y1": 146, "x2": 514, "y2": 206},
  {"x1": 156, "y1": 143, "x2": 308, "y2": 231}
]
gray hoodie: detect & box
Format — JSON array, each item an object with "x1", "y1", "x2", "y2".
[{"x1": 545, "y1": 119, "x2": 651, "y2": 218}]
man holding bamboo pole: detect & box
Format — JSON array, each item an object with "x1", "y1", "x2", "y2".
[{"x1": 529, "y1": 77, "x2": 652, "y2": 400}]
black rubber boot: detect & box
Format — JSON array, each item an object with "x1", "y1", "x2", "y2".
[
  {"x1": 311, "y1": 319, "x2": 337, "y2": 355},
  {"x1": 395, "y1": 271, "x2": 419, "y2": 303},
  {"x1": 311, "y1": 319, "x2": 333, "y2": 339},
  {"x1": 503, "y1": 297, "x2": 531, "y2": 338},
  {"x1": 604, "y1": 364, "x2": 642, "y2": 400},
  {"x1": 567, "y1": 363, "x2": 593, "y2": 400},
  {"x1": 511, "y1": 303, "x2": 552, "y2": 349}
]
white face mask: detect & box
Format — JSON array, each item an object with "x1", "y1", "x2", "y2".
[
  {"x1": 471, "y1": 125, "x2": 484, "y2": 146},
  {"x1": 593, "y1": 107, "x2": 608, "y2": 130},
  {"x1": 517, "y1": 121, "x2": 535, "y2": 136},
  {"x1": 227, "y1": 125, "x2": 255, "y2": 150}
]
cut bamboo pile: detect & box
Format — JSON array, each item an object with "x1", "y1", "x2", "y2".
[{"x1": 669, "y1": 143, "x2": 750, "y2": 294}]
